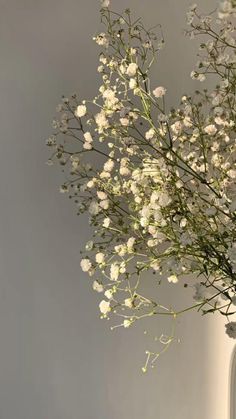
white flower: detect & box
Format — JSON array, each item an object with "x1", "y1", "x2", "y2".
[
  {"x1": 124, "y1": 298, "x2": 133, "y2": 308},
  {"x1": 198, "y1": 74, "x2": 206, "y2": 82},
  {"x1": 115, "y1": 244, "x2": 127, "y2": 256},
  {"x1": 204, "y1": 124, "x2": 217, "y2": 136},
  {"x1": 101, "y1": 0, "x2": 110, "y2": 7},
  {"x1": 120, "y1": 261, "x2": 126, "y2": 274},
  {"x1": 104, "y1": 289, "x2": 113, "y2": 299},
  {"x1": 99, "y1": 300, "x2": 111, "y2": 315},
  {"x1": 225, "y1": 322, "x2": 236, "y2": 339},
  {"x1": 95, "y1": 252, "x2": 105, "y2": 264},
  {"x1": 130, "y1": 47, "x2": 136, "y2": 55},
  {"x1": 103, "y1": 217, "x2": 111, "y2": 228},
  {"x1": 95, "y1": 110, "x2": 109, "y2": 131},
  {"x1": 110, "y1": 263, "x2": 119, "y2": 281},
  {"x1": 93, "y1": 280, "x2": 104, "y2": 293},
  {"x1": 123, "y1": 319, "x2": 132, "y2": 328},
  {"x1": 126, "y1": 63, "x2": 138, "y2": 77},
  {"x1": 183, "y1": 116, "x2": 192, "y2": 127},
  {"x1": 153, "y1": 86, "x2": 166, "y2": 98},
  {"x1": 87, "y1": 179, "x2": 95, "y2": 188},
  {"x1": 97, "y1": 191, "x2": 107, "y2": 200},
  {"x1": 95, "y1": 33, "x2": 109, "y2": 48},
  {"x1": 84, "y1": 132, "x2": 93, "y2": 143},
  {"x1": 171, "y1": 121, "x2": 182, "y2": 135},
  {"x1": 83, "y1": 142, "x2": 93, "y2": 150},
  {"x1": 75, "y1": 105, "x2": 87, "y2": 118},
  {"x1": 104, "y1": 159, "x2": 115, "y2": 172},
  {"x1": 120, "y1": 166, "x2": 130, "y2": 176},
  {"x1": 145, "y1": 128, "x2": 155, "y2": 140},
  {"x1": 80, "y1": 258, "x2": 92, "y2": 272},
  {"x1": 129, "y1": 78, "x2": 137, "y2": 89},
  {"x1": 120, "y1": 117, "x2": 130, "y2": 126},
  {"x1": 103, "y1": 88, "x2": 114, "y2": 99},
  {"x1": 180, "y1": 218, "x2": 187, "y2": 228},
  {"x1": 97, "y1": 65, "x2": 104, "y2": 73},
  {"x1": 100, "y1": 171, "x2": 110, "y2": 179},
  {"x1": 127, "y1": 237, "x2": 135, "y2": 252},
  {"x1": 168, "y1": 274, "x2": 178, "y2": 283},
  {"x1": 100, "y1": 199, "x2": 109, "y2": 209},
  {"x1": 103, "y1": 89, "x2": 119, "y2": 107},
  {"x1": 89, "y1": 200, "x2": 100, "y2": 215}
]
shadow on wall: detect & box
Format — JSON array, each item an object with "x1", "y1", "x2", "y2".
[{"x1": 230, "y1": 345, "x2": 236, "y2": 419}]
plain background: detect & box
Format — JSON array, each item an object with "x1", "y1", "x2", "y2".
[{"x1": 0, "y1": 1, "x2": 235, "y2": 418}]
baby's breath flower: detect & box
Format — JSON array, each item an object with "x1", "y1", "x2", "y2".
[
  {"x1": 101, "y1": 0, "x2": 110, "y2": 8},
  {"x1": 124, "y1": 298, "x2": 133, "y2": 308},
  {"x1": 153, "y1": 86, "x2": 166, "y2": 98},
  {"x1": 204, "y1": 124, "x2": 217, "y2": 136},
  {"x1": 93, "y1": 280, "x2": 104, "y2": 293},
  {"x1": 145, "y1": 128, "x2": 155, "y2": 140},
  {"x1": 123, "y1": 319, "x2": 132, "y2": 328},
  {"x1": 95, "y1": 110, "x2": 109, "y2": 132},
  {"x1": 95, "y1": 252, "x2": 105, "y2": 264},
  {"x1": 127, "y1": 237, "x2": 135, "y2": 252},
  {"x1": 126, "y1": 63, "x2": 138, "y2": 77},
  {"x1": 104, "y1": 289, "x2": 113, "y2": 299},
  {"x1": 81, "y1": 258, "x2": 92, "y2": 272},
  {"x1": 110, "y1": 264, "x2": 119, "y2": 281},
  {"x1": 97, "y1": 191, "x2": 107, "y2": 200},
  {"x1": 84, "y1": 132, "x2": 93, "y2": 142},
  {"x1": 129, "y1": 78, "x2": 137, "y2": 89},
  {"x1": 120, "y1": 117, "x2": 130, "y2": 127},
  {"x1": 94, "y1": 33, "x2": 109, "y2": 48},
  {"x1": 83, "y1": 142, "x2": 93, "y2": 150},
  {"x1": 48, "y1": 1, "x2": 236, "y2": 367},
  {"x1": 103, "y1": 159, "x2": 114, "y2": 172},
  {"x1": 100, "y1": 199, "x2": 109, "y2": 209},
  {"x1": 75, "y1": 105, "x2": 87, "y2": 118},
  {"x1": 103, "y1": 217, "x2": 111, "y2": 228},
  {"x1": 168, "y1": 274, "x2": 178, "y2": 284},
  {"x1": 99, "y1": 300, "x2": 111, "y2": 315}
]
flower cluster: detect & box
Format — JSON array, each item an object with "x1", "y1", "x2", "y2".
[{"x1": 47, "y1": 0, "x2": 236, "y2": 369}]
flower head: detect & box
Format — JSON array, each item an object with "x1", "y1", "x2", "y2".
[
  {"x1": 153, "y1": 86, "x2": 166, "y2": 98},
  {"x1": 126, "y1": 63, "x2": 138, "y2": 77},
  {"x1": 99, "y1": 300, "x2": 111, "y2": 315},
  {"x1": 80, "y1": 258, "x2": 92, "y2": 272},
  {"x1": 75, "y1": 105, "x2": 87, "y2": 118},
  {"x1": 168, "y1": 274, "x2": 178, "y2": 284},
  {"x1": 101, "y1": 0, "x2": 110, "y2": 7}
]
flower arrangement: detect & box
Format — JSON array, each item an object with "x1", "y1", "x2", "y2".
[{"x1": 47, "y1": 0, "x2": 236, "y2": 370}]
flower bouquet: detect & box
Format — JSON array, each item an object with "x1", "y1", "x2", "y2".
[{"x1": 47, "y1": 0, "x2": 236, "y2": 370}]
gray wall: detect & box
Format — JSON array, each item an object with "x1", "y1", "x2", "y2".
[{"x1": 0, "y1": 1, "x2": 234, "y2": 419}]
